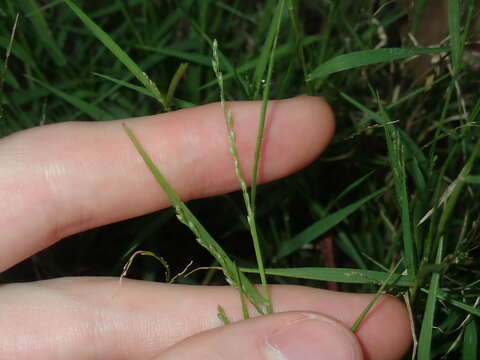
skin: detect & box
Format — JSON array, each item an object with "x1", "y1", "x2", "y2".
[{"x1": 0, "y1": 96, "x2": 412, "y2": 359}]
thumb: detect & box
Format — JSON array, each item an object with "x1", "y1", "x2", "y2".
[{"x1": 154, "y1": 311, "x2": 363, "y2": 360}]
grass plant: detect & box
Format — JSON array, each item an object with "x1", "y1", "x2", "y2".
[{"x1": 1, "y1": 1, "x2": 479, "y2": 358}]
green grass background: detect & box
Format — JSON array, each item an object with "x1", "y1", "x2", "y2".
[{"x1": 1, "y1": 0, "x2": 479, "y2": 358}]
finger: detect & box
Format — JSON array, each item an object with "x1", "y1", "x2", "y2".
[
  {"x1": 156, "y1": 311, "x2": 362, "y2": 360},
  {"x1": 0, "y1": 96, "x2": 334, "y2": 271},
  {"x1": 0, "y1": 278, "x2": 411, "y2": 360}
]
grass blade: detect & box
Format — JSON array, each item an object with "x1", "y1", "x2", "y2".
[
  {"x1": 246, "y1": 0, "x2": 284, "y2": 313},
  {"x1": 217, "y1": 305, "x2": 231, "y2": 325},
  {"x1": 138, "y1": 45, "x2": 212, "y2": 67},
  {"x1": 307, "y1": 47, "x2": 449, "y2": 81},
  {"x1": 446, "y1": 297, "x2": 480, "y2": 317},
  {"x1": 275, "y1": 187, "x2": 386, "y2": 260},
  {"x1": 18, "y1": 0, "x2": 66, "y2": 66},
  {"x1": 242, "y1": 266, "x2": 415, "y2": 287},
  {"x1": 336, "y1": 232, "x2": 367, "y2": 269},
  {"x1": 93, "y1": 73, "x2": 155, "y2": 98},
  {"x1": 378, "y1": 99, "x2": 417, "y2": 277},
  {"x1": 26, "y1": 75, "x2": 111, "y2": 120},
  {"x1": 417, "y1": 237, "x2": 444, "y2": 360},
  {"x1": 165, "y1": 62, "x2": 188, "y2": 110},
  {"x1": 0, "y1": 13, "x2": 19, "y2": 118},
  {"x1": 435, "y1": 139, "x2": 480, "y2": 248},
  {"x1": 465, "y1": 175, "x2": 480, "y2": 184},
  {"x1": 62, "y1": 0, "x2": 166, "y2": 109},
  {"x1": 351, "y1": 260, "x2": 403, "y2": 332},
  {"x1": 462, "y1": 319, "x2": 478, "y2": 359},
  {"x1": 286, "y1": 0, "x2": 312, "y2": 93},
  {"x1": 448, "y1": 0, "x2": 461, "y2": 72},
  {"x1": 252, "y1": 0, "x2": 284, "y2": 99},
  {"x1": 326, "y1": 170, "x2": 375, "y2": 212}
]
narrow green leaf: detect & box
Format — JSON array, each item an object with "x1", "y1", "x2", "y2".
[
  {"x1": 234, "y1": 263, "x2": 250, "y2": 320},
  {"x1": 93, "y1": 73, "x2": 154, "y2": 98},
  {"x1": 448, "y1": 0, "x2": 461, "y2": 72},
  {"x1": 418, "y1": 237, "x2": 444, "y2": 360},
  {"x1": 25, "y1": 0, "x2": 63, "y2": 16},
  {"x1": 462, "y1": 319, "x2": 478, "y2": 360},
  {"x1": 286, "y1": 0, "x2": 312, "y2": 93},
  {"x1": 448, "y1": 298, "x2": 480, "y2": 317},
  {"x1": 1, "y1": 65, "x2": 19, "y2": 89},
  {"x1": 251, "y1": 0, "x2": 284, "y2": 204},
  {"x1": 215, "y1": 2, "x2": 257, "y2": 23},
  {"x1": 18, "y1": 0, "x2": 66, "y2": 66},
  {"x1": 411, "y1": 0, "x2": 428, "y2": 34},
  {"x1": 275, "y1": 187, "x2": 386, "y2": 260},
  {"x1": 252, "y1": 0, "x2": 284, "y2": 99},
  {"x1": 465, "y1": 175, "x2": 480, "y2": 184},
  {"x1": 307, "y1": 47, "x2": 449, "y2": 81},
  {"x1": 436, "y1": 139, "x2": 480, "y2": 247},
  {"x1": 26, "y1": 75, "x2": 111, "y2": 120},
  {"x1": 165, "y1": 62, "x2": 188, "y2": 109},
  {"x1": 378, "y1": 100, "x2": 416, "y2": 277},
  {"x1": 336, "y1": 232, "x2": 367, "y2": 269},
  {"x1": 467, "y1": 98, "x2": 480, "y2": 124},
  {"x1": 0, "y1": 13, "x2": 19, "y2": 116},
  {"x1": 326, "y1": 170, "x2": 375, "y2": 211},
  {"x1": 62, "y1": 0, "x2": 166, "y2": 109},
  {"x1": 351, "y1": 260, "x2": 403, "y2": 332},
  {"x1": 242, "y1": 267, "x2": 415, "y2": 287},
  {"x1": 217, "y1": 305, "x2": 231, "y2": 325},
  {"x1": 139, "y1": 45, "x2": 212, "y2": 67}
]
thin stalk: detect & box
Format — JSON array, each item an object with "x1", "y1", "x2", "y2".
[
  {"x1": 212, "y1": 39, "x2": 273, "y2": 314},
  {"x1": 286, "y1": 0, "x2": 313, "y2": 94},
  {"x1": 0, "y1": 13, "x2": 19, "y2": 119},
  {"x1": 248, "y1": 0, "x2": 285, "y2": 314}
]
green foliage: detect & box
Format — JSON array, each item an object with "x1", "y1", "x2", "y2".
[
  {"x1": 1, "y1": 0, "x2": 479, "y2": 358},
  {"x1": 307, "y1": 47, "x2": 449, "y2": 81}
]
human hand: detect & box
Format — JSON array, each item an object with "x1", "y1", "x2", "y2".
[{"x1": 0, "y1": 96, "x2": 411, "y2": 359}]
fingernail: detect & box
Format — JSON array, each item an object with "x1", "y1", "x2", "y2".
[{"x1": 264, "y1": 314, "x2": 362, "y2": 360}]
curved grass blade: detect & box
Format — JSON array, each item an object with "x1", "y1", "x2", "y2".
[
  {"x1": 165, "y1": 62, "x2": 188, "y2": 110},
  {"x1": 307, "y1": 47, "x2": 449, "y2": 81},
  {"x1": 26, "y1": 75, "x2": 111, "y2": 120},
  {"x1": 62, "y1": 0, "x2": 166, "y2": 109},
  {"x1": 241, "y1": 266, "x2": 415, "y2": 287},
  {"x1": 274, "y1": 187, "x2": 386, "y2": 260}
]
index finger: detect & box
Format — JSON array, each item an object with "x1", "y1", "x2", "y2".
[{"x1": 0, "y1": 96, "x2": 334, "y2": 271}]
